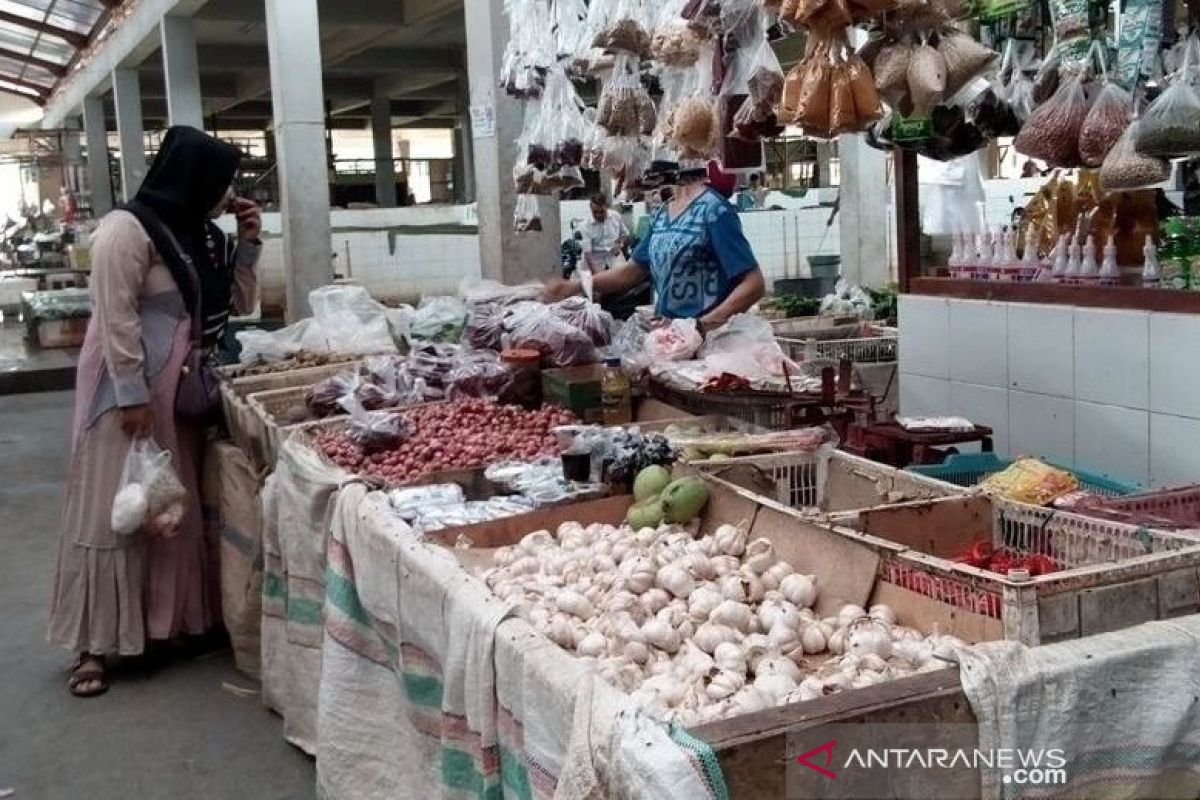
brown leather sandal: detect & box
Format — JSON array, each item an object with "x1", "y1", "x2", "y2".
[{"x1": 68, "y1": 655, "x2": 108, "y2": 698}]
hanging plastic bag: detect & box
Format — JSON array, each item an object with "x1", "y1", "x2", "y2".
[
  {"x1": 939, "y1": 30, "x2": 997, "y2": 96},
  {"x1": 723, "y1": 20, "x2": 786, "y2": 141},
  {"x1": 593, "y1": 0, "x2": 653, "y2": 57},
  {"x1": 513, "y1": 194, "x2": 543, "y2": 233},
  {"x1": 463, "y1": 302, "x2": 506, "y2": 350},
  {"x1": 1134, "y1": 34, "x2": 1200, "y2": 157},
  {"x1": 1100, "y1": 119, "x2": 1171, "y2": 190},
  {"x1": 1079, "y1": 82, "x2": 1132, "y2": 166},
  {"x1": 111, "y1": 438, "x2": 187, "y2": 538},
  {"x1": 597, "y1": 55, "x2": 656, "y2": 137},
  {"x1": 407, "y1": 343, "x2": 458, "y2": 399},
  {"x1": 781, "y1": 38, "x2": 834, "y2": 133},
  {"x1": 1014, "y1": 70, "x2": 1088, "y2": 167},
  {"x1": 651, "y1": 0, "x2": 703, "y2": 66},
  {"x1": 552, "y1": 0, "x2": 590, "y2": 59},
  {"x1": 408, "y1": 295, "x2": 467, "y2": 343},
  {"x1": 872, "y1": 42, "x2": 912, "y2": 107},
  {"x1": 908, "y1": 38, "x2": 948, "y2": 115}
]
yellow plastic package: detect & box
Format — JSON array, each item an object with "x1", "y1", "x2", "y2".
[{"x1": 979, "y1": 458, "x2": 1079, "y2": 506}]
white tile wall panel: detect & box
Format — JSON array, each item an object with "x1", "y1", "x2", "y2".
[
  {"x1": 1074, "y1": 401, "x2": 1149, "y2": 487},
  {"x1": 1008, "y1": 391, "x2": 1074, "y2": 466},
  {"x1": 951, "y1": 381, "x2": 1010, "y2": 456},
  {"x1": 898, "y1": 295, "x2": 950, "y2": 379},
  {"x1": 1149, "y1": 312, "x2": 1200, "y2": 420},
  {"x1": 948, "y1": 300, "x2": 1008, "y2": 388},
  {"x1": 1007, "y1": 303, "x2": 1074, "y2": 397},
  {"x1": 1150, "y1": 413, "x2": 1200, "y2": 487},
  {"x1": 1073, "y1": 308, "x2": 1149, "y2": 410}
]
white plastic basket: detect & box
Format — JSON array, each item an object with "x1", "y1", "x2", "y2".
[
  {"x1": 691, "y1": 449, "x2": 962, "y2": 514},
  {"x1": 867, "y1": 497, "x2": 1200, "y2": 644},
  {"x1": 777, "y1": 333, "x2": 899, "y2": 364}
]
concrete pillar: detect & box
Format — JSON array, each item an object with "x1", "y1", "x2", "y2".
[
  {"x1": 463, "y1": 0, "x2": 559, "y2": 284},
  {"x1": 81, "y1": 96, "x2": 113, "y2": 215},
  {"x1": 371, "y1": 90, "x2": 397, "y2": 207},
  {"x1": 112, "y1": 69, "x2": 146, "y2": 201},
  {"x1": 62, "y1": 121, "x2": 83, "y2": 194},
  {"x1": 815, "y1": 143, "x2": 833, "y2": 188},
  {"x1": 160, "y1": 16, "x2": 204, "y2": 130},
  {"x1": 454, "y1": 68, "x2": 474, "y2": 203},
  {"x1": 265, "y1": 0, "x2": 333, "y2": 320},
  {"x1": 837, "y1": 134, "x2": 892, "y2": 287}
]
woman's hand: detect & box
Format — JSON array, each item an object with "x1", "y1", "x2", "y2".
[
  {"x1": 119, "y1": 405, "x2": 153, "y2": 438},
  {"x1": 234, "y1": 198, "x2": 262, "y2": 242}
]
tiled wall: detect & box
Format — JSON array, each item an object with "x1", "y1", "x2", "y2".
[{"x1": 898, "y1": 295, "x2": 1200, "y2": 488}]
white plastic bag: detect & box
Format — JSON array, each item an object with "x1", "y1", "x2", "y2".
[
  {"x1": 236, "y1": 318, "x2": 329, "y2": 363},
  {"x1": 644, "y1": 318, "x2": 703, "y2": 361},
  {"x1": 111, "y1": 438, "x2": 187, "y2": 538},
  {"x1": 309, "y1": 285, "x2": 399, "y2": 355},
  {"x1": 407, "y1": 295, "x2": 468, "y2": 343}
]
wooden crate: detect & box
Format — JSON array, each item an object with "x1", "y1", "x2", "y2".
[
  {"x1": 221, "y1": 361, "x2": 359, "y2": 462},
  {"x1": 425, "y1": 478, "x2": 984, "y2": 795},
  {"x1": 247, "y1": 385, "x2": 347, "y2": 466}
]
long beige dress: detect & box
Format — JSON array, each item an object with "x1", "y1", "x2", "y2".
[{"x1": 48, "y1": 210, "x2": 258, "y2": 656}]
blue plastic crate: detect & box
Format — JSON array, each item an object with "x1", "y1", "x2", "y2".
[{"x1": 907, "y1": 453, "x2": 1138, "y2": 497}]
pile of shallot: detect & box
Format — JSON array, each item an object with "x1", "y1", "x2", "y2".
[{"x1": 480, "y1": 522, "x2": 965, "y2": 727}]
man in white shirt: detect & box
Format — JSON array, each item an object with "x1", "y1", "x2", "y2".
[{"x1": 582, "y1": 193, "x2": 629, "y2": 271}]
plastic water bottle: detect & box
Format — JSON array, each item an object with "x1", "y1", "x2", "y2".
[
  {"x1": 1098, "y1": 236, "x2": 1121, "y2": 287},
  {"x1": 1142, "y1": 235, "x2": 1161, "y2": 289}
]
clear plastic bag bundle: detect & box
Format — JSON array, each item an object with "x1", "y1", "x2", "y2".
[
  {"x1": 500, "y1": 0, "x2": 554, "y2": 98},
  {"x1": 502, "y1": 302, "x2": 597, "y2": 367},
  {"x1": 597, "y1": 55, "x2": 656, "y2": 137},
  {"x1": 306, "y1": 371, "x2": 358, "y2": 417},
  {"x1": 463, "y1": 302, "x2": 506, "y2": 351},
  {"x1": 1134, "y1": 34, "x2": 1200, "y2": 157},
  {"x1": 307, "y1": 284, "x2": 400, "y2": 356},
  {"x1": 1014, "y1": 70, "x2": 1088, "y2": 167},
  {"x1": 1100, "y1": 119, "x2": 1171, "y2": 190},
  {"x1": 780, "y1": 33, "x2": 881, "y2": 137},
  {"x1": 445, "y1": 350, "x2": 514, "y2": 400},
  {"x1": 513, "y1": 193, "x2": 543, "y2": 233},
  {"x1": 593, "y1": 0, "x2": 652, "y2": 57},
  {"x1": 730, "y1": 37, "x2": 786, "y2": 140},
  {"x1": 340, "y1": 396, "x2": 414, "y2": 454},
  {"x1": 407, "y1": 343, "x2": 459, "y2": 399},
  {"x1": 552, "y1": 0, "x2": 590, "y2": 60},
  {"x1": 408, "y1": 295, "x2": 467, "y2": 343},
  {"x1": 111, "y1": 438, "x2": 187, "y2": 538},
  {"x1": 549, "y1": 296, "x2": 615, "y2": 346}
]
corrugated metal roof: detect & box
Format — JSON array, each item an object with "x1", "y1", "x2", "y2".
[{"x1": 0, "y1": 0, "x2": 111, "y2": 104}]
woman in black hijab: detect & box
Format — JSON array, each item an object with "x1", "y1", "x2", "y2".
[{"x1": 50, "y1": 126, "x2": 262, "y2": 697}]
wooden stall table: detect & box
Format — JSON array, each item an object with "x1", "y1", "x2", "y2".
[{"x1": 848, "y1": 421, "x2": 994, "y2": 468}]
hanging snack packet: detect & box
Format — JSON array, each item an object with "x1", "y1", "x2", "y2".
[
  {"x1": 1014, "y1": 70, "x2": 1088, "y2": 167},
  {"x1": 1134, "y1": 34, "x2": 1200, "y2": 157},
  {"x1": 1099, "y1": 119, "x2": 1171, "y2": 190},
  {"x1": 1079, "y1": 81, "x2": 1132, "y2": 166}
]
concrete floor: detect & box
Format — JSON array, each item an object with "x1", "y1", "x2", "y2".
[{"x1": 0, "y1": 391, "x2": 314, "y2": 800}]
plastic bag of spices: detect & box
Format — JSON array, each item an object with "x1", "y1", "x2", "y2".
[
  {"x1": 873, "y1": 42, "x2": 912, "y2": 106},
  {"x1": 781, "y1": 39, "x2": 834, "y2": 133},
  {"x1": 597, "y1": 55, "x2": 656, "y2": 137},
  {"x1": 1134, "y1": 34, "x2": 1200, "y2": 157},
  {"x1": 1079, "y1": 80, "x2": 1132, "y2": 166},
  {"x1": 907, "y1": 39, "x2": 948, "y2": 115},
  {"x1": 938, "y1": 30, "x2": 997, "y2": 96},
  {"x1": 593, "y1": 0, "x2": 653, "y2": 57},
  {"x1": 1014, "y1": 70, "x2": 1088, "y2": 167},
  {"x1": 1100, "y1": 119, "x2": 1171, "y2": 190},
  {"x1": 513, "y1": 194, "x2": 542, "y2": 233}
]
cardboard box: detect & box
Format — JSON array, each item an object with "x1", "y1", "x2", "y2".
[{"x1": 542, "y1": 364, "x2": 605, "y2": 422}]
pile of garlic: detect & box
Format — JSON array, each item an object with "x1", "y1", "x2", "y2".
[{"x1": 479, "y1": 521, "x2": 964, "y2": 727}]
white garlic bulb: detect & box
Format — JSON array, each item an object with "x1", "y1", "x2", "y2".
[
  {"x1": 742, "y1": 633, "x2": 773, "y2": 671},
  {"x1": 744, "y1": 538, "x2": 776, "y2": 574},
  {"x1": 710, "y1": 555, "x2": 741, "y2": 576},
  {"x1": 494, "y1": 546, "x2": 518, "y2": 567},
  {"x1": 757, "y1": 655, "x2": 803, "y2": 683},
  {"x1": 622, "y1": 555, "x2": 656, "y2": 595},
  {"x1": 641, "y1": 619, "x2": 681, "y2": 654},
  {"x1": 753, "y1": 671, "x2": 798, "y2": 705},
  {"x1": 800, "y1": 623, "x2": 827, "y2": 654},
  {"x1": 688, "y1": 585, "x2": 723, "y2": 622},
  {"x1": 556, "y1": 590, "x2": 595, "y2": 620},
  {"x1": 736, "y1": 570, "x2": 766, "y2": 604},
  {"x1": 730, "y1": 687, "x2": 767, "y2": 715},
  {"x1": 760, "y1": 561, "x2": 794, "y2": 591},
  {"x1": 847, "y1": 618, "x2": 894, "y2": 659},
  {"x1": 712, "y1": 641, "x2": 748, "y2": 675},
  {"x1": 705, "y1": 668, "x2": 745, "y2": 701},
  {"x1": 656, "y1": 563, "x2": 696, "y2": 599},
  {"x1": 710, "y1": 600, "x2": 754, "y2": 633},
  {"x1": 576, "y1": 632, "x2": 607, "y2": 658},
  {"x1": 779, "y1": 574, "x2": 818, "y2": 608},
  {"x1": 712, "y1": 524, "x2": 747, "y2": 557},
  {"x1": 520, "y1": 530, "x2": 555, "y2": 553},
  {"x1": 868, "y1": 604, "x2": 897, "y2": 627},
  {"x1": 827, "y1": 628, "x2": 847, "y2": 655},
  {"x1": 624, "y1": 641, "x2": 651, "y2": 665},
  {"x1": 641, "y1": 587, "x2": 671, "y2": 615},
  {"x1": 717, "y1": 574, "x2": 746, "y2": 602},
  {"x1": 767, "y1": 622, "x2": 801, "y2": 654},
  {"x1": 836, "y1": 603, "x2": 868, "y2": 627},
  {"x1": 693, "y1": 622, "x2": 739, "y2": 654}
]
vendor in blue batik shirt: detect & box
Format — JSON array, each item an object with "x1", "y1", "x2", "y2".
[{"x1": 544, "y1": 166, "x2": 765, "y2": 331}]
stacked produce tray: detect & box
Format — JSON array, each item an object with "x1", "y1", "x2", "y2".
[
  {"x1": 847, "y1": 494, "x2": 1200, "y2": 645},
  {"x1": 694, "y1": 448, "x2": 963, "y2": 514},
  {"x1": 777, "y1": 327, "x2": 899, "y2": 365},
  {"x1": 248, "y1": 385, "x2": 346, "y2": 466},
  {"x1": 907, "y1": 452, "x2": 1138, "y2": 496}
]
